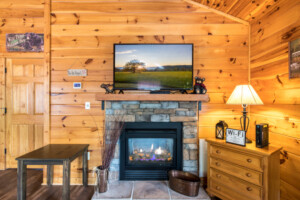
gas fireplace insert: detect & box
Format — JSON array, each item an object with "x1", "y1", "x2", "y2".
[{"x1": 120, "y1": 122, "x2": 183, "y2": 180}]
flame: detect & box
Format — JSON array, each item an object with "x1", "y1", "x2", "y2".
[{"x1": 155, "y1": 147, "x2": 162, "y2": 155}]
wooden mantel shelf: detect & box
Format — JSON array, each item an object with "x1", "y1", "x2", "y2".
[{"x1": 95, "y1": 93, "x2": 210, "y2": 102}]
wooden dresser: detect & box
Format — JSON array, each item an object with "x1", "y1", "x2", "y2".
[{"x1": 206, "y1": 138, "x2": 282, "y2": 200}]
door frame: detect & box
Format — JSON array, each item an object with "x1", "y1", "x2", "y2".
[{"x1": 0, "y1": 58, "x2": 6, "y2": 170}]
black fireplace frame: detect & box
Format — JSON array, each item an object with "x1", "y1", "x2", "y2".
[{"x1": 120, "y1": 122, "x2": 183, "y2": 180}]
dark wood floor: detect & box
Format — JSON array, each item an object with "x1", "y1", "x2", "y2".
[
  {"x1": 0, "y1": 169, "x2": 220, "y2": 200},
  {"x1": 0, "y1": 169, "x2": 94, "y2": 200}
]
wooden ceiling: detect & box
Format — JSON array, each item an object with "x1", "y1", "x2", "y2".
[{"x1": 189, "y1": 0, "x2": 281, "y2": 22}]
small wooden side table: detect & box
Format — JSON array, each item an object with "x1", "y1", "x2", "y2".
[{"x1": 16, "y1": 144, "x2": 89, "y2": 200}]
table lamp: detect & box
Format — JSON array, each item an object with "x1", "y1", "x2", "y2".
[{"x1": 226, "y1": 85, "x2": 263, "y2": 143}]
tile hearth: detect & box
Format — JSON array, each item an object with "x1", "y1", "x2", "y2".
[{"x1": 92, "y1": 181, "x2": 210, "y2": 200}]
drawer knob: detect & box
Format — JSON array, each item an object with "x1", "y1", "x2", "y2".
[
  {"x1": 216, "y1": 174, "x2": 221, "y2": 178},
  {"x1": 247, "y1": 187, "x2": 252, "y2": 191},
  {"x1": 247, "y1": 159, "x2": 252, "y2": 163},
  {"x1": 216, "y1": 186, "x2": 221, "y2": 190},
  {"x1": 216, "y1": 150, "x2": 221, "y2": 154},
  {"x1": 246, "y1": 173, "x2": 252, "y2": 177},
  {"x1": 215, "y1": 162, "x2": 221, "y2": 166}
]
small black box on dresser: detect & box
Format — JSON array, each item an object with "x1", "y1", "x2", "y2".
[{"x1": 256, "y1": 123, "x2": 269, "y2": 148}]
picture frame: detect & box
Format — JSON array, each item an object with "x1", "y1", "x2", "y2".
[
  {"x1": 226, "y1": 128, "x2": 246, "y2": 147},
  {"x1": 289, "y1": 38, "x2": 300, "y2": 79},
  {"x1": 6, "y1": 33, "x2": 44, "y2": 52}
]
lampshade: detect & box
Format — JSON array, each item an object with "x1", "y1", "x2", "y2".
[{"x1": 226, "y1": 85, "x2": 263, "y2": 105}]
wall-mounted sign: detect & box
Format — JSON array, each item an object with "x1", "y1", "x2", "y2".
[
  {"x1": 226, "y1": 128, "x2": 246, "y2": 146},
  {"x1": 73, "y1": 82, "x2": 82, "y2": 89},
  {"x1": 289, "y1": 38, "x2": 300, "y2": 79},
  {"x1": 68, "y1": 69, "x2": 87, "y2": 76},
  {"x1": 6, "y1": 33, "x2": 44, "y2": 52}
]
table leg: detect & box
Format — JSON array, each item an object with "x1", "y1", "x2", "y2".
[
  {"x1": 62, "y1": 160, "x2": 70, "y2": 200},
  {"x1": 17, "y1": 160, "x2": 27, "y2": 200},
  {"x1": 82, "y1": 149, "x2": 88, "y2": 187},
  {"x1": 47, "y1": 165, "x2": 53, "y2": 186}
]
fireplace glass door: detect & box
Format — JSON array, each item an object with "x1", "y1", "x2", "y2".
[
  {"x1": 120, "y1": 122, "x2": 182, "y2": 180},
  {"x1": 128, "y1": 138, "x2": 174, "y2": 166}
]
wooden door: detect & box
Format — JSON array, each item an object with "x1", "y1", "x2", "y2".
[{"x1": 6, "y1": 58, "x2": 44, "y2": 168}]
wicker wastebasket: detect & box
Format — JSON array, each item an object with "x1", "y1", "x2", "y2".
[{"x1": 168, "y1": 170, "x2": 200, "y2": 197}]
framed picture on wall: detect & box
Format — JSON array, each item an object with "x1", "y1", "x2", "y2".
[
  {"x1": 289, "y1": 38, "x2": 300, "y2": 79},
  {"x1": 6, "y1": 33, "x2": 44, "y2": 52}
]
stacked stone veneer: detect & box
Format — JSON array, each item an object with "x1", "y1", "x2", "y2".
[{"x1": 105, "y1": 101, "x2": 198, "y2": 180}]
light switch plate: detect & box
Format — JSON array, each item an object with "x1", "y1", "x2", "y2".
[
  {"x1": 85, "y1": 102, "x2": 90, "y2": 110},
  {"x1": 87, "y1": 152, "x2": 90, "y2": 160}
]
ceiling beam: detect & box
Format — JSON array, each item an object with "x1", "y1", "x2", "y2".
[{"x1": 183, "y1": 0, "x2": 249, "y2": 25}]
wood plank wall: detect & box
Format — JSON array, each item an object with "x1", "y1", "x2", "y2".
[
  {"x1": 0, "y1": 0, "x2": 44, "y2": 57},
  {"x1": 0, "y1": 0, "x2": 44, "y2": 169},
  {"x1": 249, "y1": 0, "x2": 300, "y2": 199},
  {"x1": 50, "y1": 0, "x2": 249, "y2": 184}
]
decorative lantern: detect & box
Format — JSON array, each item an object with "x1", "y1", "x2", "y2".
[{"x1": 215, "y1": 121, "x2": 228, "y2": 139}]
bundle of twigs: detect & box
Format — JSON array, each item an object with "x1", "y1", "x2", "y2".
[{"x1": 98, "y1": 117, "x2": 125, "y2": 170}]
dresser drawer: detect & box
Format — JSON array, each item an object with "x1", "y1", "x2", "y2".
[
  {"x1": 210, "y1": 179, "x2": 254, "y2": 200},
  {"x1": 210, "y1": 157, "x2": 263, "y2": 186},
  {"x1": 210, "y1": 168, "x2": 262, "y2": 200},
  {"x1": 210, "y1": 145, "x2": 263, "y2": 171}
]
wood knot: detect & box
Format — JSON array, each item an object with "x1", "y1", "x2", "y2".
[{"x1": 85, "y1": 58, "x2": 93, "y2": 65}]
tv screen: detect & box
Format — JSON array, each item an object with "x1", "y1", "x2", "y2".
[{"x1": 114, "y1": 44, "x2": 193, "y2": 91}]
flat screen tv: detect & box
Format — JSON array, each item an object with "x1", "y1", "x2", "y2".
[{"x1": 114, "y1": 44, "x2": 193, "y2": 91}]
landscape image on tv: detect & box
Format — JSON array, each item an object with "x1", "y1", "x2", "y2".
[{"x1": 114, "y1": 44, "x2": 193, "y2": 90}]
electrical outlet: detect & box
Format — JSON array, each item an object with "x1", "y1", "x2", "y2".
[
  {"x1": 87, "y1": 152, "x2": 90, "y2": 160},
  {"x1": 85, "y1": 102, "x2": 90, "y2": 110}
]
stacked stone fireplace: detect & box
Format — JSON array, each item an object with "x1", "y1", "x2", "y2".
[{"x1": 105, "y1": 101, "x2": 198, "y2": 180}]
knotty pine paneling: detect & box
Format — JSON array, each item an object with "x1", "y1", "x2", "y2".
[
  {"x1": 0, "y1": 0, "x2": 44, "y2": 55},
  {"x1": 191, "y1": 0, "x2": 281, "y2": 22},
  {"x1": 50, "y1": 0, "x2": 249, "y2": 184},
  {"x1": 249, "y1": 0, "x2": 300, "y2": 199}
]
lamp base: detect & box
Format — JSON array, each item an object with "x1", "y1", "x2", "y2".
[{"x1": 246, "y1": 137, "x2": 252, "y2": 143}]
